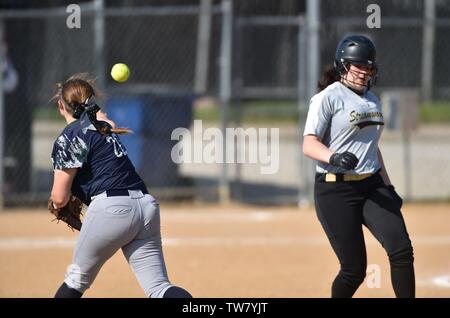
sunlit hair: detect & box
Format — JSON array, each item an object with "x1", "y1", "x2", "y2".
[{"x1": 51, "y1": 73, "x2": 131, "y2": 134}]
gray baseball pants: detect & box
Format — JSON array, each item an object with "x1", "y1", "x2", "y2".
[{"x1": 63, "y1": 190, "x2": 173, "y2": 298}]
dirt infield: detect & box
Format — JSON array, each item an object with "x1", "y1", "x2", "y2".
[{"x1": 1, "y1": 203, "x2": 449, "y2": 298}]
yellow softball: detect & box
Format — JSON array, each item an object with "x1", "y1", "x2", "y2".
[{"x1": 111, "y1": 63, "x2": 130, "y2": 83}]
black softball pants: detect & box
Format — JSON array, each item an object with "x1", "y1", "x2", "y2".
[{"x1": 314, "y1": 171, "x2": 415, "y2": 298}]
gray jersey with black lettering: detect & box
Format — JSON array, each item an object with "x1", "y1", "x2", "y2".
[{"x1": 303, "y1": 81, "x2": 384, "y2": 174}]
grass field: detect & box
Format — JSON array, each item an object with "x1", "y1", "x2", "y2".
[
  {"x1": 1, "y1": 203, "x2": 449, "y2": 298},
  {"x1": 419, "y1": 102, "x2": 450, "y2": 123},
  {"x1": 35, "y1": 100, "x2": 450, "y2": 124}
]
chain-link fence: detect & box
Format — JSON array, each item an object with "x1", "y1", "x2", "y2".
[
  {"x1": 228, "y1": 0, "x2": 450, "y2": 204},
  {"x1": 0, "y1": 0, "x2": 449, "y2": 207},
  {"x1": 317, "y1": 0, "x2": 450, "y2": 201},
  {"x1": 0, "y1": 2, "x2": 225, "y2": 206}
]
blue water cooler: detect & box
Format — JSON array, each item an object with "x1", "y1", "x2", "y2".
[{"x1": 106, "y1": 93, "x2": 193, "y2": 188}]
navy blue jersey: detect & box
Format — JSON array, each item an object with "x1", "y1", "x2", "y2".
[{"x1": 51, "y1": 114, "x2": 146, "y2": 205}]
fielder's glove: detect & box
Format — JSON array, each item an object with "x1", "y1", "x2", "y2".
[
  {"x1": 329, "y1": 151, "x2": 359, "y2": 170},
  {"x1": 48, "y1": 195, "x2": 83, "y2": 231}
]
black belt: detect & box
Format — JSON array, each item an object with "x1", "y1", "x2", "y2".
[
  {"x1": 315, "y1": 170, "x2": 380, "y2": 183},
  {"x1": 105, "y1": 188, "x2": 149, "y2": 197}
]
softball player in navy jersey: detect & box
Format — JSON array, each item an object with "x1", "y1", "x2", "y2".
[
  {"x1": 50, "y1": 74, "x2": 191, "y2": 298},
  {"x1": 303, "y1": 35, "x2": 415, "y2": 298}
]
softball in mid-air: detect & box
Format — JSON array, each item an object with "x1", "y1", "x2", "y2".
[{"x1": 111, "y1": 63, "x2": 130, "y2": 83}]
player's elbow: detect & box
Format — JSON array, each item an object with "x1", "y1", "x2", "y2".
[
  {"x1": 105, "y1": 118, "x2": 116, "y2": 129},
  {"x1": 302, "y1": 142, "x2": 309, "y2": 157},
  {"x1": 97, "y1": 111, "x2": 116, "y2": 129}
]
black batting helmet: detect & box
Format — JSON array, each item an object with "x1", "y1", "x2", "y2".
[{"x1": 334, "y1": 34, "x2": 378, "y2": 87}]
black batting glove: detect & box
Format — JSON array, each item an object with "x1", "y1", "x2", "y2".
[
  {"x1": 387, "y1": 185, "x2": 403, "y2": 209},
  {"x1": 329, "y1": 151, "x2": 359, "y2": 170}
]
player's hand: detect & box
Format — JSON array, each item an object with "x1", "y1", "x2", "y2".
[
  {"x1": 329, "y1": 151, "x2": 359, "y2": 170},
  {"x1": 96, "y1": 111, "x2": 116, "y2": 129},
  {"x1": 387, "y1": 185, "x2": 403, "y2": 209}
]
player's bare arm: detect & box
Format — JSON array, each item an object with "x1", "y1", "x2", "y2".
[
  {"x1": 302, "y1": 134, "x2": 334, "y2": 164},
  {"x1": 51, "y1": 168, "x2": 77, "y2": 208},
  {"x1": 303, "y1": 135, "x2": 358, "y2": 171}
]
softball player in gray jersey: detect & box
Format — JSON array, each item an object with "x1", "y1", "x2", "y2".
[
  {"x1": 303, "y1": 35, "x2": 415, "y2": 298},
  {"x1": 50, "y1": 74, "x2": 191, "y2": 298}
]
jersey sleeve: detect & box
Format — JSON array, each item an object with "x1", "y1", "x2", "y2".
[
  {"x1": 303, "y1": 92, "x2": 334, "y2": 139},
  {"x1": 51, "y1": 133, "x2": 89, "y2": 170}
]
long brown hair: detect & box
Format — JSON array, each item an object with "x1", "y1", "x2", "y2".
[
  {"x1": 318, "y1": 65, "x2": 340, "y2": 91},
  {"x1": 52, "y1": 73, "x2": 99, "y2": 112},
  {"x1": 52, "y1": 73, "x2": 130, "y2": 134}
]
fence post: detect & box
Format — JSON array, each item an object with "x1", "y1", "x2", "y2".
[
  {"x1": 195, "y1": 0, "x2": 212, "y2": 94},
  {"x1": 297, "y1": 16, "x2": 309, "y2": 207},
  {"x1": 299, "y1": 0, "x2": 321, "y2": 207},
  {"x1": 421, "y1": 0, "x2": 435, "y2": 104},
  {"x1": 400, "y1": 90, "x2": 419, "y2": 201},
  {"x1": 219, "y1": 0, "x2": 233, "y2": 204},
  {"x1": 93, "y1": 0, "x2": 105, "y2": 91},
  {"x1": 0, "y1": 19, "x2": 4, "y2": 210}
]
